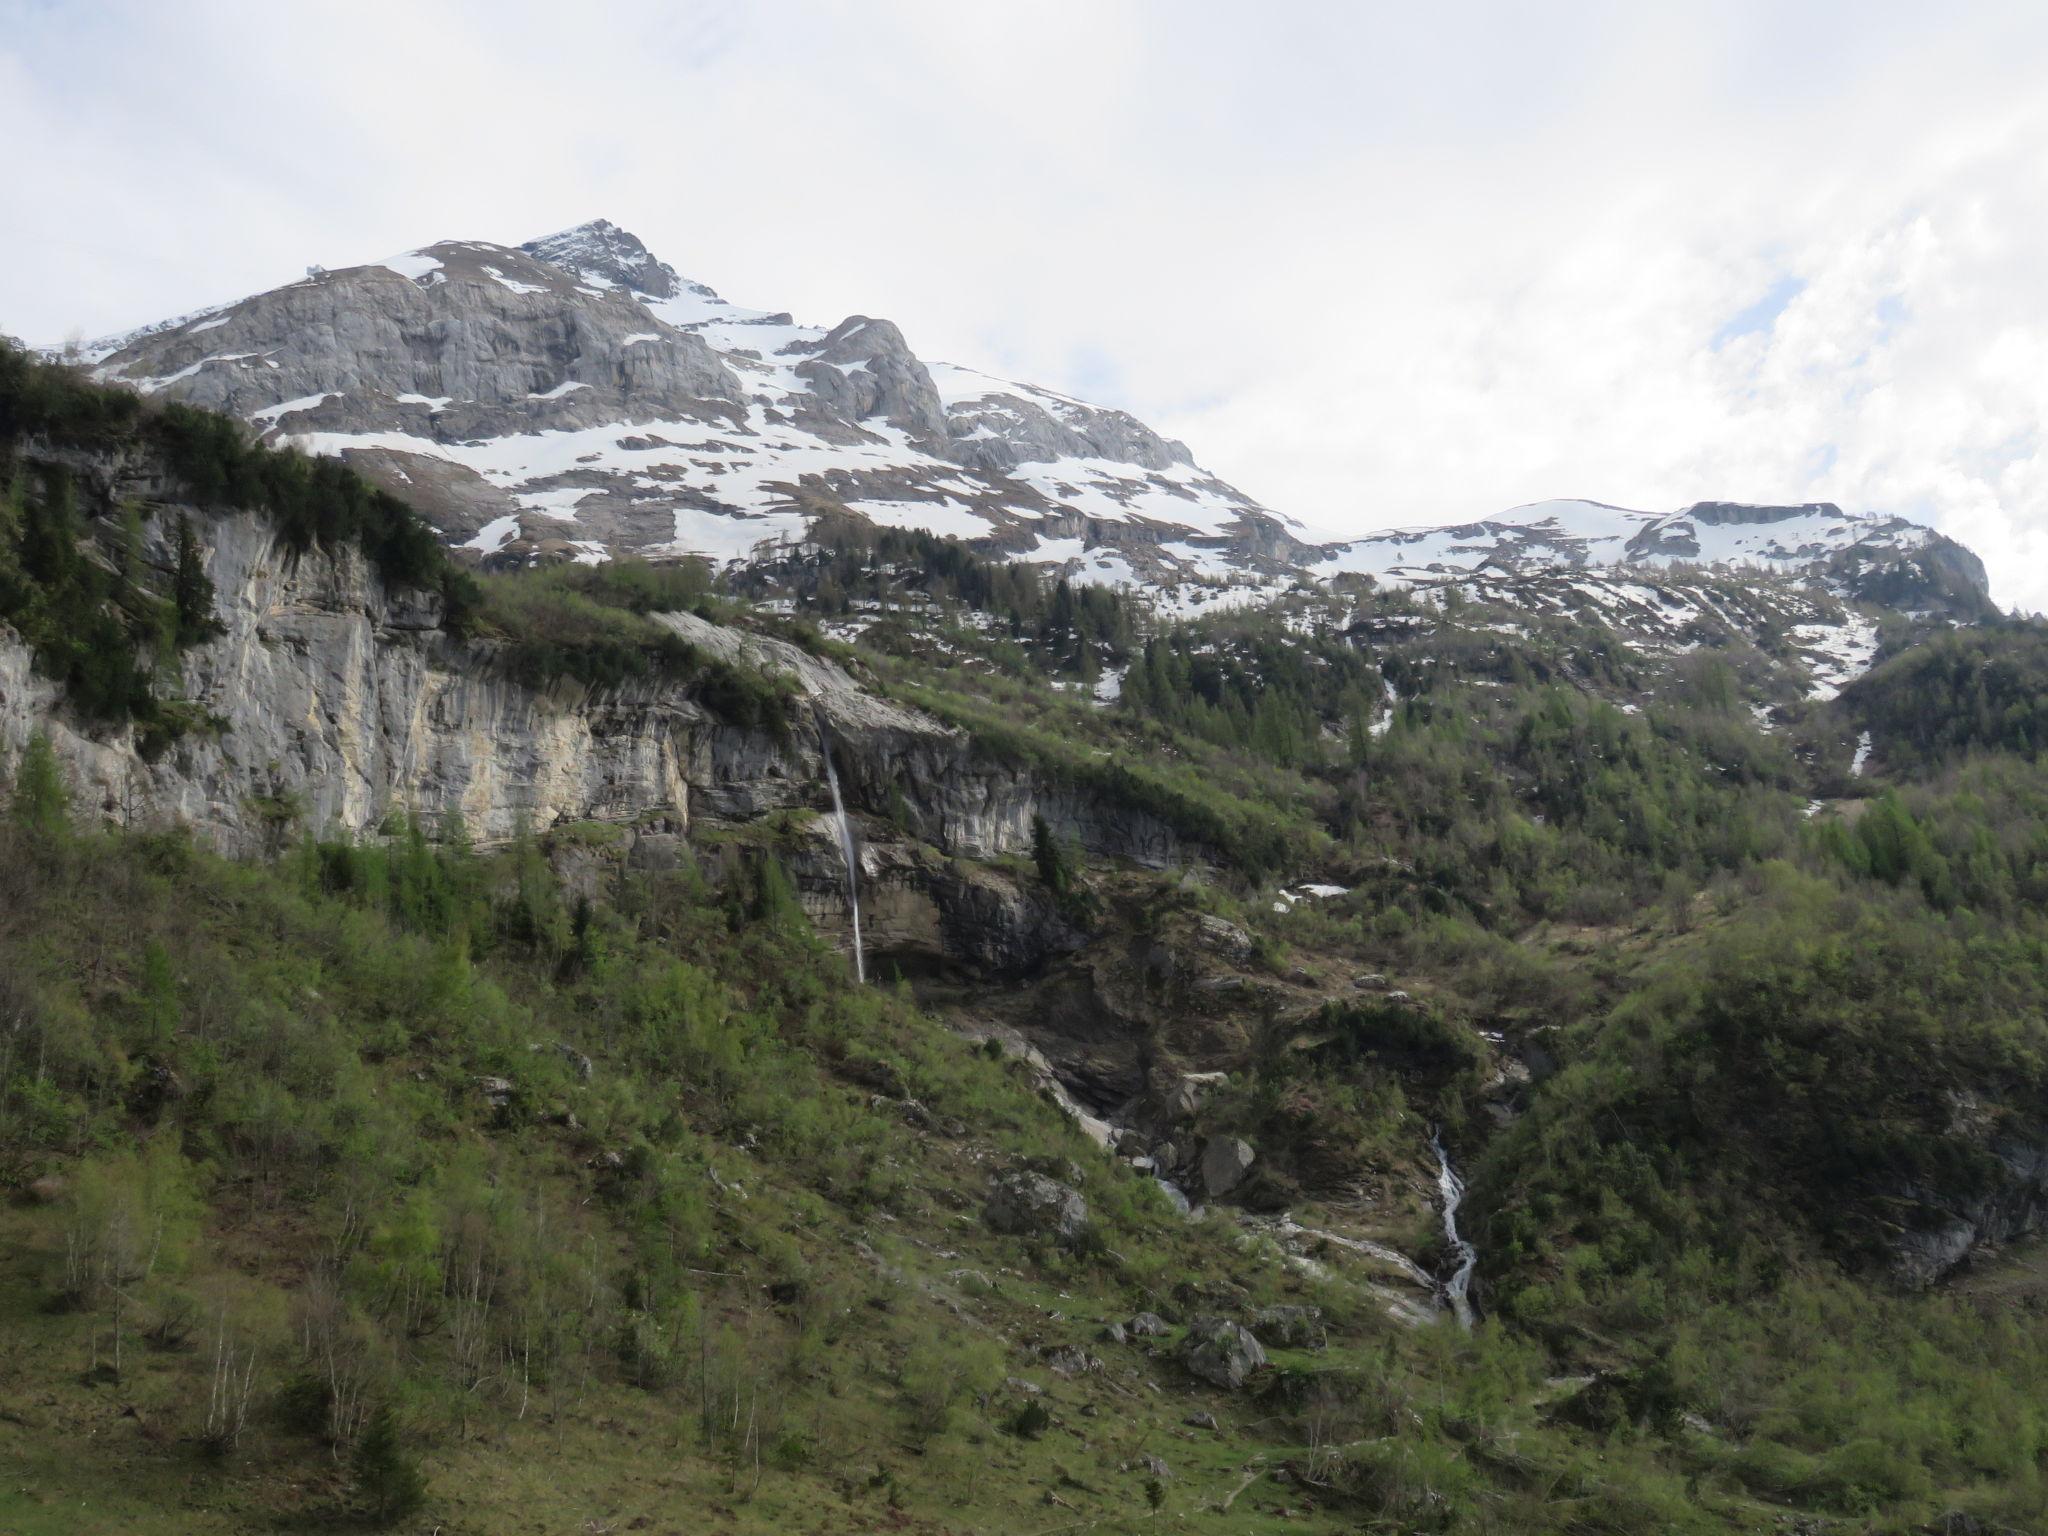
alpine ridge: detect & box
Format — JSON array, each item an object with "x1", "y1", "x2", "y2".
[{"x1": 75, "y1": 221, "x2": 1993, "y2": 637}]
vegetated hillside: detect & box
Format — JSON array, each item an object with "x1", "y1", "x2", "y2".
[{"x1": 5, "y1": 349, "x2": 2048, "y2": 1534}]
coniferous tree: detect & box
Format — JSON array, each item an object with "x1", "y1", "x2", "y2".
[
  {"x1": 172, "y1": 513, "x2": 218, "y2": 646},
  {"x1": 9, "y1": 730, "x2": 68, "y2": 837},
  {"x1": 352, "y1": 1406, "x2": 427, "y2": 1524}
]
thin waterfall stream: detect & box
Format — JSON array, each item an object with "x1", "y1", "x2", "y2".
[
  {"x1": 816, "y1": 718, "x2": 865, "y2": 985},
  {"x1": 1431, "y1": 1129, "x2": 1478, "y2": 1328}
]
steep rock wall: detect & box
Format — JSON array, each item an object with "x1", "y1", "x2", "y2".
[{"x1": 0, "y1": 504, "x2": 1196, "y2": 877}]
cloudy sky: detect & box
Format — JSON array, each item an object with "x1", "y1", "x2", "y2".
[{"x1": 5, "y1": 0, "x2": 2048, "y2": 610}]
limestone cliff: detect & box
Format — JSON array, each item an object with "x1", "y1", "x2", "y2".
[{"x1": 0, "y1": 490, "x2": 1192, "y2": 884}]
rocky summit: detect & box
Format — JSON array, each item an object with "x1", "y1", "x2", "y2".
[
  {"x1": 78, "y1": 222, "x2": 1989, "y2": 637},
  {"x1": 81, "y1": 219, "x2": 1306, "y2": 596}
]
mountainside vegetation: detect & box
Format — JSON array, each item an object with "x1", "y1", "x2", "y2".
[{"x1": 3, "y1": 356, "x2": 2048, "y2": 1534}]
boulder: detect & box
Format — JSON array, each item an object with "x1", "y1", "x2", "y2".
[
  {"x1": 1200, "y1": 1135, "x2": 1256, "y2": 1198},
  {"x1": 985, "y1": 1169, "x2": 1089, "y2": 1244},
  {"x1": 1194, "y1": 914, "x2": 1253, "y2": 966},
  {"x1": 1043, "y1": 1344, "x2": 1101, "y2": 1377},
  {"x1": 1180, "y1": 1316, "x2": 1267, "y2": 1390},
  {"x1": 1159, "y1": 1070, "x2": 1230, "y2": 1124},
  {"x1": 1125, "y1": 1311, "x2": 1171, "y2": 1338}
]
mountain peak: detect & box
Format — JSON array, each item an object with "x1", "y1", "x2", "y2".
[{"x1": 520, "y1": 218, "x2": 689, "y2": 301}]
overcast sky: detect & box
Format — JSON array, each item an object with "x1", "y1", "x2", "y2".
[{"x1": 5, "y1": 1, "x2": 2047, "y2": 611}]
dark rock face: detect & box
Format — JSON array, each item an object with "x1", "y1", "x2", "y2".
[
  {"x1": 1892, "y1": 1130, "x2": 2048, "y2": 1287},
  {"x1": 985, "y1": 1169, "x2": 1089, "y2": 1243},
  {"x1": 1683, "y1": 500, "x2": 1841, "y2": 526},
  {"x1": 1248, "y1": 1305, "x2": 1325, "y2": 1349},
  {"x1": 1825, "y1": 531, "x2": 1995, "y2": 619}
]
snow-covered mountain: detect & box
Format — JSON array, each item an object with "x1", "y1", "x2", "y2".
[
  {"x1": 80, "y1": 220, "x2": 1312, "y2": 597},
  {"x1": 76, "y1": 220, "x2": 1990, "y2": 632}
]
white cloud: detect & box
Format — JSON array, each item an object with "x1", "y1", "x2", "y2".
[{"x1": 3, "y1": 0, "x2": 2047, "y2": 608}]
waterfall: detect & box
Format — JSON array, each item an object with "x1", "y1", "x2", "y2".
[
  {"x1": 1430, "y1": 1129, "x2": 1478, "y2": 1329},
  {"x1": 816, "y1": 718, "x2": 865, "y2": 985}
]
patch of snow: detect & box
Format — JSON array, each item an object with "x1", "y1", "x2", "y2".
[
  {"x1": 251, "y1": 392, "x2": 337, "y2": 423},
  {"x1": 374, "y1": 252, "x2": 444, "y2": 283},
  {"x1": 463, "y1": 515, "x2": 521, "y2": 554}
]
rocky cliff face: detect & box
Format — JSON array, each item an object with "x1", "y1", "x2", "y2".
[
  {"x1": 1891, "y1": 1106, "x2": 2048, "y2": 1287},
  {"x1": 0, "y1": 468, "x2": 1202, "y2": 979}
]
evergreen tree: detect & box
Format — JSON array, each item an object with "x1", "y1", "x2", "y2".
[
  {"x1": 9, "y1": 730, "x2": 68, "y2": 837},
  {"x1": 352, "y1": 1405, "x2": 427, "y2": 1524},
  {"x1": 1031, "y1": 812, "x2": 1072, "y2": 897},
  {"x1": 171, "y1": 513, "x2": 218, "y2": 646}
]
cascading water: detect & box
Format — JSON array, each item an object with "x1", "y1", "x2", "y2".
[
  {"x1": 816, "y1": 718, "x2": 865, "y2": 985},
  {"x1": 1430, "y1": 1129, "x2": 1478, "y2": 1329}
]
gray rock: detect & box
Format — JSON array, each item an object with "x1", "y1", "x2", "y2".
[
  {"x1": 985, "y1": 1170, "x2": 1089, "y2": 1244},
  {"x1": 475, "y1": 1075, "x2": 516, "y2": 1107},
  {"x1": 1200, "y1": 1135, "x2": 1256, "y2": 1198},
  {"x1": 1043, "y1": 1345, "x2": 1101, "y2": 1377},
  {"x1": 1194, "y1": 914, "x2": 1254, "y2": 966},
  {"x1": 1249, "y1": 1305, "x2": 1326, "y2": 1349},
  {"x1": 795, "y1": 315, "x2": 948, "y2": 444},
  {"x1": 1125, "y1": 1311, "x2": 1171, "y2": 1338},
  {"x1": 1184, "y1": 1411, "x2": 1219, "y2": 1430},
  {"x1": 1098, "y1": 1321, "x2": 1128, "y2": 1345},
  {"x1": 1180, "y1": 1316, "x2": 1266, "y2": 1390}
]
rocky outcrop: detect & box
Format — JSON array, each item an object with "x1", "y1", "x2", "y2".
[
  {"x1": 943, "y1": 383, "x2": 1193, "y2": 476},
  {"x1": 521, "y1": 218, "x2": 686, "y2": 301},
  {"x1": 793, "y1": 316, "x2": 949, "y2": 445},
  {"x1": 985, "y1": 1169, "x2": 1089, "y2": 1244},
  {"x1": 1891, "y1": 1127, "x2": 2048, "y2": 1287},
  {"x1": 1179, "y1": 1317, "x2": 1266, "y2": 1390},
  {"x1": 1248, "y1": 1304, "x2": 1325, "y2": 1349}
]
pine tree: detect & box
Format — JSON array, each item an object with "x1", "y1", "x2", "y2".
[
  {"x1": 352, "y1": 1405, "x2": 427, "y2": 1524},
  {"x1": 1031, "y1": 813, "x2": 1072, "y2": 897},
  {"x1": 172, "y1": 513, "x2": 218, "y2": 647},
  {"x1": 9, "y1": 731, "x2": 68, "y2": 837}
]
